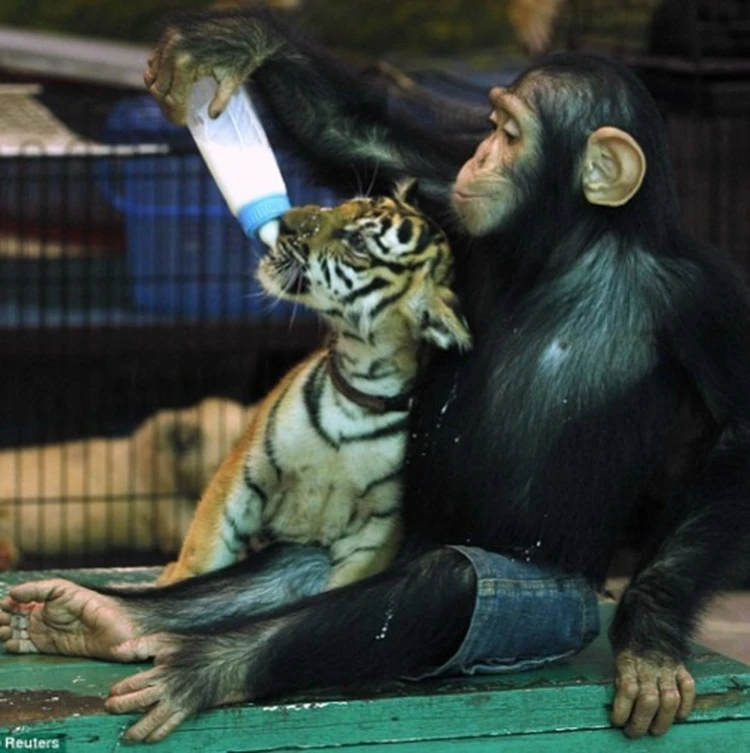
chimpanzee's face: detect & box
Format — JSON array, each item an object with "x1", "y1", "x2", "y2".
[{"x1": 452, "y1": 84, "x2": 540, "y2": 236}]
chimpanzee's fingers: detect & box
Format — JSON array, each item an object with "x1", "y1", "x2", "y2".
[
  {"x1": 142, "y1": 708, "x2": 190, "y2": 742},
  {"x1": 144, "y1": 36, "x2": 176, "y2": 97},
  {"x1": 143, "y1": 52, "x2": 158, "y2": 89},
  {"x1": 676, "y1": 665, "x2": 696, "y2": 720},
  {"x1": 144, "y1": 33, "x2": 188, "y2": 122},
  {"x1": 8, "y1": 579, "x2": 68, "y2": 604},
  {"x1": 105, "y1": 684, "x2": 161, "y2": 714},
  {"x1": 623, "y1": 678, "x2": 660, "y2": 738},
  {"x1": 612, "y1": 651, "x2": 695, "y2": 738},
  {"x1": 161, "y1": 51, "x2": 200, "y2": 125},
  {"x1": 123, "y1": 701, "x2": 189, "y2": 742},
  {"x1": 648, "y1": 672, "x2": 681, "y2": 736},
  {"x1": 109, "y1": 666, "x2": 162, "y2": 700},
  {"x1": 209, "y1": 72, "x2": 244, "y2": 119},
  {"x1": 611, "y1": 653, "x2": 638, "y2": 727}
]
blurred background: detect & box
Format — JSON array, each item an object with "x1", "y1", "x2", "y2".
[{"x1": 0, "y1": 0, "x2": 748, "y2": 571}]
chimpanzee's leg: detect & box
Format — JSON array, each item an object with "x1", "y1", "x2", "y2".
[
  {"x1": 109, "y1": 543, "x2": 331, "y2": 632},
  {"x1": 0, "y1": 544, "x2": 329, "y2": 657},
  {"x1": 105, "y1": 547, "x2": 477, "y2": 742}
]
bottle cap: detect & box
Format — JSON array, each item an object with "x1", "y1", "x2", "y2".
[{"x1": 237, "y1": 194, "x2": 292, "y2": 238}]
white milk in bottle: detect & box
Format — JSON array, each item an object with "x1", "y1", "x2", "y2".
[{"x1": 186, "y1": 77, "x2": 290, "y2": 247}]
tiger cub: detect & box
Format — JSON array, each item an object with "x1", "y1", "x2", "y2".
[{"x1": 159, "y1": 180, "x2": 471, "y2": 588}]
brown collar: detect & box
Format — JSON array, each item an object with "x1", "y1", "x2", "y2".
[{"x1": 326, "y1": 355, "x2": 413, "y2": 414}]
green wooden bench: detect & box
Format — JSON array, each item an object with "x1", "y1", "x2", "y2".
[{"x1": 1, "y1": 568, "x2": 749, "y2": 752}]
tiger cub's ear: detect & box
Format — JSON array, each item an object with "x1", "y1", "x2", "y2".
[
  {"x1": 407, "y1": 271, "x2": 472, "y2": 352},
  {"x1": 393, "y1": 177, "x2": 419, "y2": 205}
]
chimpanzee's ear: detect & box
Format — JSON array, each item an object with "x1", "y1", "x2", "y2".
[
  {"x1": 394, "y1": 177, "x2": 419, "y2": 206},
  {"x1": 582, "y1": 127, "x2": 646, "y2": 207}
]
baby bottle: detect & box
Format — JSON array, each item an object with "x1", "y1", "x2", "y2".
[{"x1": 186, "y1": 77, "x2": 290, "y2": 247}]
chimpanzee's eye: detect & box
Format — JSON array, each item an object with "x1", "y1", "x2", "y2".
[{"x1": 503, "y1": 116, "x2": 521, "y2": 143}]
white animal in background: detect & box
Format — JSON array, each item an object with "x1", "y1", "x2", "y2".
[{"x1": 0, "y1": 397, "x2": 254, "y2": 569}]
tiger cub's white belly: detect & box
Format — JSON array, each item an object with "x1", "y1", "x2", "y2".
[{"x1": 262, "y1": 431, "x2": 406, "y2": 546}]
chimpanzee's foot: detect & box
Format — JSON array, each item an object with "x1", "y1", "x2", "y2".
[
  {"x1": 106, "y1": 631, "x2": 255, "y2": 742},
  {"x1": 106, "y1": 658, "x2": 250, "y2": 742},
  {"x1": 0, "y1": 578, "x2": 139, "y2": 660}
]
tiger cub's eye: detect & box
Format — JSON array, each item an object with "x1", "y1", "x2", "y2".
[{"x1": 348, "y1": 233, "x2": 369, "y2": 258}]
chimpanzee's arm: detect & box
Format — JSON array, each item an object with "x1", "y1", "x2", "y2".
[
  {"x1": 609, "y1": 259, "x2": 750, "y2": 738},
  {"x1": 145, "y1": 9, "x2": 485, "y2": 199}
]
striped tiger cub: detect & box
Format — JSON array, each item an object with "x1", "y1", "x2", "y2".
[{"x1": 158, "y1": 180, "x2": 472, "y2": 589}]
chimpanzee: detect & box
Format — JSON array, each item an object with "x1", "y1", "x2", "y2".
[{"x1": 2, "y1": 6, "x2": 750, "y2": 744}]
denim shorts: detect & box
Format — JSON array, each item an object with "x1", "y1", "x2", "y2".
[{"x1": 410, "y1": 545, "x2": 600, "y2": 679}]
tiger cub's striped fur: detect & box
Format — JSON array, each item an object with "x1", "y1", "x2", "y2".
[{"x1": 159, "y1": 181, "x2": 471, "y2": 588}]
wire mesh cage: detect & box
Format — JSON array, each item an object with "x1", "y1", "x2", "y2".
[
  {"x1": 563, "y1": 0, "x2": 750, "y2": 57},
  {"x1": 0, "y1": 81, "x2": 334, "y2": 569}
]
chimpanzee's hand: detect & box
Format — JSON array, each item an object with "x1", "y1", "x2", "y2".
[
  {"x1": 144, "y1": 13, "x2": 280, "y2": 124},
  {"x1": 611, "y1": 650, "x2": 696, "y2": 737},
  {"x1": 508, "y1": 0, "x2": 565, "y2": 55}
]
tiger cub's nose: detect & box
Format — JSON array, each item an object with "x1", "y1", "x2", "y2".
[{"x1": 280, "y1": 206, "x2": 322, "y2": 238}]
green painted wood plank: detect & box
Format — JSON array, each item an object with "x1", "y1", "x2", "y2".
[
  {"x1": 0, "y1": 567, "x2": 161, "y2": 594},
  {"x1": 4, "y1": 700, "x2": 750, "y2": 753},
  {"x1": 2, "y1": 643, "x2": 749, "y2": 750},
  {"x1": 256, "y1": 719, "x2": 750, "y2": 753},
  {"x1": 241, "y1": 719, "x2": 750, "y2": 753}
]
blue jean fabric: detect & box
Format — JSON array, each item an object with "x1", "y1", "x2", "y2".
[{"x1": 411, "y1": 545, "x2": 601, "y2": 679}]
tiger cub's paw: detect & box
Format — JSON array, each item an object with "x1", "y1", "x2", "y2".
[{"x1": 155, "y1": 561, "x2": 184, "y2": 587}]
